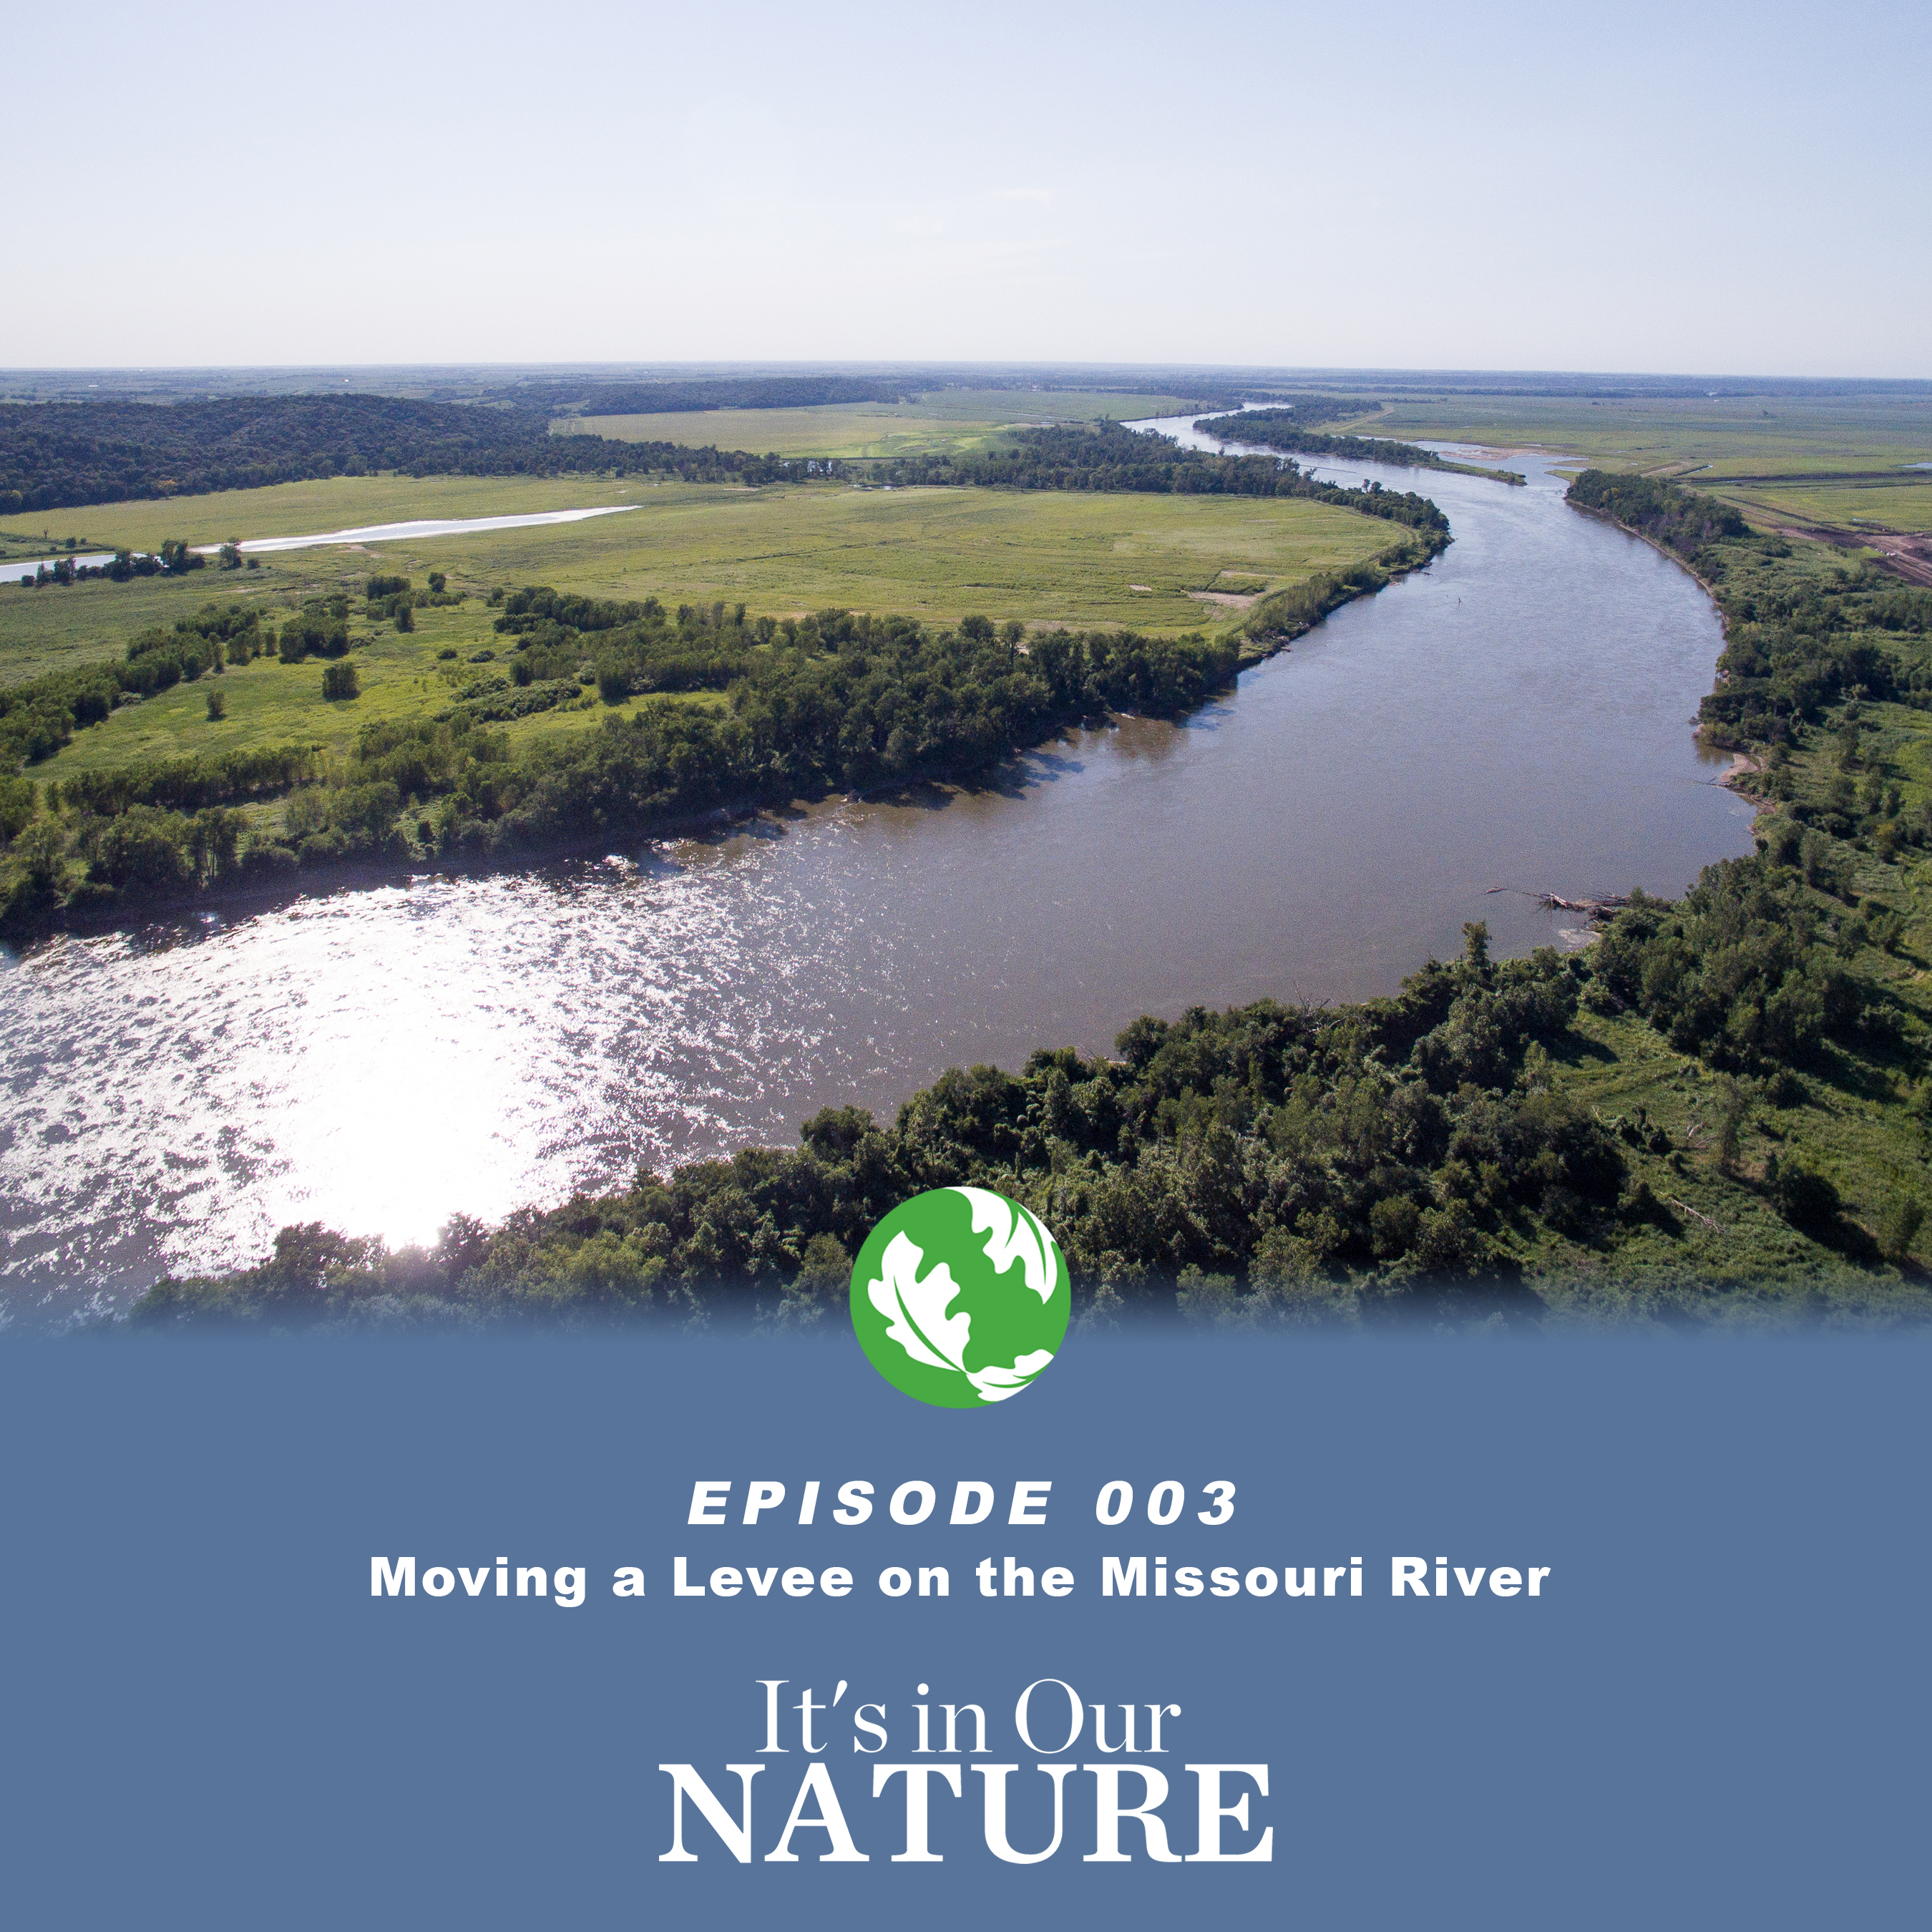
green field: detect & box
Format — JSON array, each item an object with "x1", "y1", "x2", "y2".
[
  {"x1": 1335, "y1": 390, "x2": 1932, "y2": 478},
  {"x1": 1701, "y1": 476, "x2": 1932, "y2": 537},
  {"x1": 557, "y1": 389, "x2": 1203, "y2": 460},
  {"x1": 0, "y1": 478, "x2": 1396, "y2": 692},
  {"x1": 34, "y1": 594, "x2": 717, "y2": 780},
  {"x1": 1332, "y1": 388, "x2": 1932, "y2": 561},
  {"x1": 565, "y1": 406, "x2": 1011, "y2": 460},
  {"x1": 8, "y1": 477, "x2": 1400, "y2": 786},
  {"x1": 3, "y1": 473, "x2": 658, "y2": 555}
]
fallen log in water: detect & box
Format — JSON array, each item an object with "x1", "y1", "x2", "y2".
[{"x1": 1484, "y1": 887, "x2": 1633, "y2": 917}]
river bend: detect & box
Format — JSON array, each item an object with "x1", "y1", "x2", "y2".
[{"x1": 0, "y1": 441, "x2": 1756, "y2": 1321}]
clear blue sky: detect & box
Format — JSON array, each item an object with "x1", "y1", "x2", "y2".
[{"x1": 9, "y1": 0, "x2": 1927, "y2": 376}]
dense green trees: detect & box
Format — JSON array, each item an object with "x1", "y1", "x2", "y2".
[
  {"x1": 1194, "y1": 409, "x2": 1436, "y2": 468},
  {"x1": 0, "y1": 395, "x2": 805, "y2": 513},
  {"x1": 1, "y1": 587, "x2": 1238, "y2": 927},
  {"x1": 1587, "y1": 859, "x2": 1889, "y2": 1070},
  {"x1": 1566, "y1": 469, "x2": 1932, "y2": 745},
  {"x1": 51, "y1": 744, "x2": 323, "y2": 816},
  {"x1": 877, "y1": 423, "x2": 1452, "y2": 531},
  {"x1": 1566, "y1": 470, "x2": 1748, "y2": 561}
]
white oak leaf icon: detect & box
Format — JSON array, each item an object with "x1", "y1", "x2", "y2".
[{"x1": 868, "y1": 1232, "x2": 973, "y2": 1374}]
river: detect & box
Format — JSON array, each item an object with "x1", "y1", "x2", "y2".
[{"x1": 0, "y1": 432, "x2": 1757, "y2": 1324}]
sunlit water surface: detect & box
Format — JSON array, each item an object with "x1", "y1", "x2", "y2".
[{"x1": 0, "y1": 439, "x2": 1756, "y2": 1322}]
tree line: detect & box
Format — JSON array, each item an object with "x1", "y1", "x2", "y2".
[
  {"x1": 877, "y1": 423, "x2": 1450, "y2": 531},
  {"x1": 0, "y1": 399, "x2": 1455, "y2": 527},
  {"x1": 1564, "y1": 469, "x2": 1932, "y2": 746},
  {"x1": 0, "y1": 586, "x2": 1238, "y2": 932},
  {"x1": 1191, "y1": 409, "x2": 1526, "y2": 484},
  {"x1": 0, "y1": 395, "x2": 807, "y2": 514},
  {"x1": 1566, "y1": 469, "x2": 1750, "y2": 560},
  {"x1": 530, "y1": 376, "x2": 913, "y2": 416}
]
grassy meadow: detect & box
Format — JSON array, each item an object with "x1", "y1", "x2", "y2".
[
  {"x1": 565, "y1": 406, "x2": 1012, "y2": 461},
  {"x1": 557, "y1": 389, "x2": 1203, "y2": 461},
  {"x1": 2, "y1": 472, "x2": 658, "y2": 555},
  {"x1": 5, "y1": 477, "x2": 1402, "y2": 791},
  {"x1": 1337, "y1": 389, "x2": 1932, "y2": 553},
  {"x1": 1703, "y1": 477, "x2": 1932, "y2": 537},
  {"x1": 1339, "y1": 389, "x2": 1932, "y2": 477},
  {"x1": 31, "y1": 593, "x2": 724, "y2": 781},
  {"x1": 0, "y1": 478, "x2": 1397, "y2": 688}
]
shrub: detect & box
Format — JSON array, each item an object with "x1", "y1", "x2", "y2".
[
  {"x1": 1772, "y1": 1158, "x2": 1840, "y2": 1234},
  {"x1": 0, "y1": 776, "x2": 34, "y2": 841},
  {"x1": 321, "y1": 662, "x2": 361, "y2": 701},
  {"x1": 205, "y1": 688, "x2": 227, "y2": 721},
  {"x1": 1878, "y1": 1195, "x2": 1923, "y2": 1267}
]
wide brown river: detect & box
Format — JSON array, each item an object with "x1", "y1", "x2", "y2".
[{"x1": 0, "y1": 434, "x2": 1756, "y2": 1323}]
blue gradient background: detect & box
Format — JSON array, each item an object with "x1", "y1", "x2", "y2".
[{"x1": 2, "y1": 1332, "x2": 1924, "y2": 1928}]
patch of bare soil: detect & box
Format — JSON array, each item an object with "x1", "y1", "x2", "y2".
[{"x1": 1768, "y1": 519, "x2": 1932, "y2": 587}]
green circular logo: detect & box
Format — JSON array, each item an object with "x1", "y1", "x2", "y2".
[{"x1": 850, "y1": 1188, "x2": 1070, "y2": 1407}]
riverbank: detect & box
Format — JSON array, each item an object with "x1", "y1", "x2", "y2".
[
  {"x1": 1, "y1": 613, "x2": 1249, "y2": 946},
  {"x1": 2, "y1": 501, "x2": 1453, "y2": 946},
  {"x1": 0, "y1": 453, "x2": 1768, "y2": 1323},
  {"x1": 112, "y1": 472, "x2": 1932, "y2": 1330},
  {"x1": 1567, "y1": 498, "x2": 1724, "y2": 597},
  {"x1": 1234, "y1": 529, "x2": 1448, "y2": 663},
  {"x1": 1192, "y1": 411, "x2": 1526, "y2": 487}
]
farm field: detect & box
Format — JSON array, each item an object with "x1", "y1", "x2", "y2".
[
  {"x1": 1342, "y1": 389, "x2": 1932, "y2": 479},
  {"x1": 1705, "y1": 475, "x2": 1932, "y2": 537},
  {"x1": 557, "y1": 389, "x2": 1205, "y2": 459},
  {"x1": 1337, "y1": 386, "x2": 1932, "y2": 566},
  {"x1": 565, "y1": 406, "x2": 1008, "y2": 460},
  {"x1": 1, "y1": 479, "x2": 1398, "y2": 688}
]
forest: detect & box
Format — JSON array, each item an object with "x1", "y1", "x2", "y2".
[
  {"x1": 0, "y1": 394, "x2": 804, "y2": 513},
  {"x1": 1566, "y1": 470, "x2": 1750, "y2": 559},
  {"x1": 113, "y1": 473, "x2": 1932, "y2": 1329}
]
